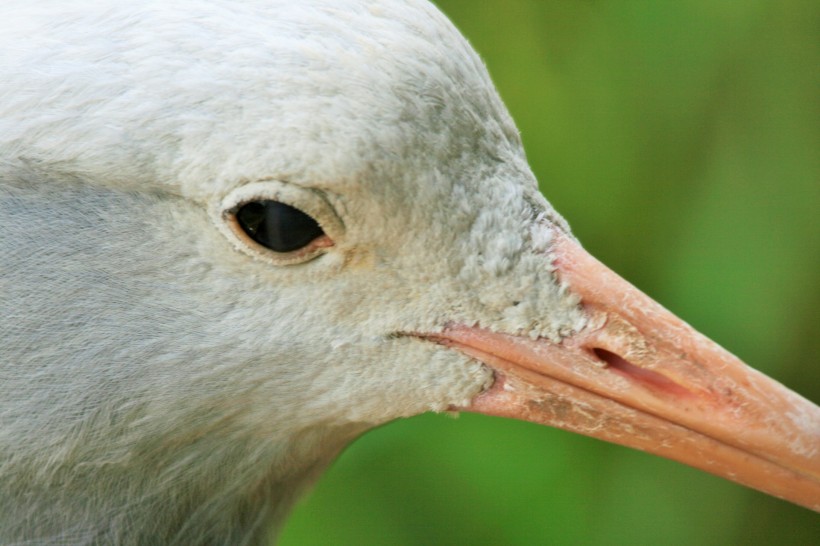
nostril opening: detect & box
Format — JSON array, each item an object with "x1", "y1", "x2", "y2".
[
  {"x1": 592, "y1": 347, "x2": 624, "y2": 369},
  {"x1": 589, "y1": 347, "x2": 692, "y2": 397}
]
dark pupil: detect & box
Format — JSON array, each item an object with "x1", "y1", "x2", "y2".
[{"x1": 236, "y1": 200, "x2": 324, "y2": 253}]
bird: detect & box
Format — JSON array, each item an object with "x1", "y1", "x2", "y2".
[{"x1": 1, "y1": 1, "x2": 818, "y2": 544}]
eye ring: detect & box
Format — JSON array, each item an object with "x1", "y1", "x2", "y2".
[{"x1": 216, "y1": 180, "x2": 344, "y2": 265}]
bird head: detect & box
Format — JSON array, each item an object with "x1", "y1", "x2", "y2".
[{"x1": 1, "y1": 0, "x2": 817, "y2": 543}]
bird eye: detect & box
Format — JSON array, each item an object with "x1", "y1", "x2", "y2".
[
  {"x1": 236, "y1": 200, "x2": 325, "y2": 253},
  {"x1": 217, "y1": 180, "x2": 342, "y2": 265}
]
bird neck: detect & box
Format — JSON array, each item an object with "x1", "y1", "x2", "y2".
[{"x1": 1, "y1": 422, "x2": 365, "y2": 545}]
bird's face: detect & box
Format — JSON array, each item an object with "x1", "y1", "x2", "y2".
[
  {"x1": 3, "y1": 0, "x2": 585, "y2": 498},
  {"x1": 2, "y1": 1, "x2": 817, "y2": 536}
]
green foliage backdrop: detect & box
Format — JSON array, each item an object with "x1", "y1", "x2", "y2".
[{"x1": 280, "y1": 1, "x2": 819, "y2": 544}]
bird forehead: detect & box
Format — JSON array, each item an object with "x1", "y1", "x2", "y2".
[{"x1": 2, "y1": 0, "x2": 522, "y2": 203}]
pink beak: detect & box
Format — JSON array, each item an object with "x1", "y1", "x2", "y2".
[{"x1": 426, "y1": 231, "x2": 820, "y2": 511}]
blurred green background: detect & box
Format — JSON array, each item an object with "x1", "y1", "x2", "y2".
[{"x1": 279, "y1": 1, "x2": 819, "y2": 544}]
